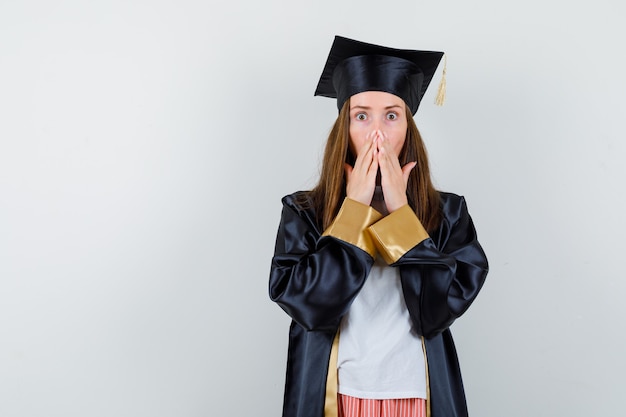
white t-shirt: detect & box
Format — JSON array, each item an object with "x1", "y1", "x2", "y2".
[{"x1": 337, "y1": 255, "x2": 427, "y2": 399}]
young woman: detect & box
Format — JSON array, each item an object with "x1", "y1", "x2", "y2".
[{"x1": 269, "y1": 36, "x2": 488, "y2": 417}]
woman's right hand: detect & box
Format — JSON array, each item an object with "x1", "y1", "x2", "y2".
[{"x1": 344, "y1": 131, "x2": 378, "y2": 206}]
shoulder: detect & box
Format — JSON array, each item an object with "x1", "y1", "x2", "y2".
[
  {"x1": 281, "y1": 190, "x2": 313, "y2": 211},
  {"x1": 438, "y1": 191, "x2": 465, "y2": 208},
  {"x1": 279, "y1": 191, "x2": 322, "y2": 233},
  {"x1": 437, "y1": 191, "x2": 470, "y2": 223}
]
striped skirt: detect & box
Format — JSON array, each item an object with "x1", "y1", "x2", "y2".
[{"x1": 338, "y1": 394, "x2": 426, "y2": 417}]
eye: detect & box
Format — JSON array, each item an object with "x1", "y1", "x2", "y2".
[
  {"x1": 386, "y1": 112, "x2": 398, "y2": 120},
  {"x1": 355, "y1": 112, "x2": 367, "y2": 121}
]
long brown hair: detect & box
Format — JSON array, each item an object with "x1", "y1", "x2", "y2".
[{"x1": 304, "y1": 99, "x2": 441, "y2": 232}]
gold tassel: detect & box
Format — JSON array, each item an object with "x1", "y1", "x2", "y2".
[{"x1": 435, "y1": 54, "x2": 447, "y2": 106}]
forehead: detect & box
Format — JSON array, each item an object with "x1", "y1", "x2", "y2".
[{"x1": 349, "y1": 91, "x2": 406, "y2": 108}]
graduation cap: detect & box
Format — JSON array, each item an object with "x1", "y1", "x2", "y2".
[{"x1": 314, "y1": 35, "x2": 446, "y2": 114}]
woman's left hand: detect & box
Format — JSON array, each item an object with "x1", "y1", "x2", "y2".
[{"x1": 376, "y1": 131, "x2": 416, "y2": 213}]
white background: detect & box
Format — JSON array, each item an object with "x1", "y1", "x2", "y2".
[{"x1": 1, "y1": 1, "x2": 625, "y2": 416}]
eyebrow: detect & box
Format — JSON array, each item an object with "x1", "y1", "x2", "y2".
[{"x1": 350, "y1": 105, "x2": 403, "y2": 111}]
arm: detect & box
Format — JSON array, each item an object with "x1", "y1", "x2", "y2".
[
  {"x1": 368, "y1": 194, "x2": 488, "y2": 338},
  {"x1": 269, "y1": 195, "x2": 382, "y2": 331}
]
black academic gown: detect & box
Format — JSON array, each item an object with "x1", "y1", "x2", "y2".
[{"x1": 269, "y1": 191, "x2": 488, "y2": 417}]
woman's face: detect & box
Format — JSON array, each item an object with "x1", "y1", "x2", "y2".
[{"x1": 348, "y1": 91, "x2": 408, "y2": 158}]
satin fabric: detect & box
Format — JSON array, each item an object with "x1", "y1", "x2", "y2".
[
  {"x1": 269, "y1": 191, "x2": 488, "y2": 417},
  {"x1": 332, "y1": 55, "x2": 425, "y2": 115},
  {"x1": 314, "y1": 36, "x2": 444, "y2": 115}
]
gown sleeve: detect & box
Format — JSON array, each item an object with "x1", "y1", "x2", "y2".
[
  {"x1": 269, "y1": 195, "x2": 381, "y2": 332},
  {"x1": 368, "y1": 193, "x2": 488, "y2": 338}
]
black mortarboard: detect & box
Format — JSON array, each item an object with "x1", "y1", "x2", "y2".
[{"x1": 314, "y1": 35, "x2": 445, "y2": 115}]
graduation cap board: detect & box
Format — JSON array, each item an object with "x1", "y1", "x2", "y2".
[{"x1": 314, "y1": 35, "x2": 445, "y2": 115}]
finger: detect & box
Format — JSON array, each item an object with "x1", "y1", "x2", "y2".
[
  {"x1": 344, "y1": 162, "x2": 353, "y2": 180},
  {"x1": 353, "y1": 135, "x2": 375, "y2": 171},
  {"x1": 402, "y1": 161, "x2": 417, "y2": 184},
  {"x1": 368, "y1": 143, "x2": 379, "y2": 180},
  {"x1": 377, "y1": 140, "x2": 397, "y2": 175},
  {"x1": 380, "y1": 144, "x2": 404, "y2": 179}
]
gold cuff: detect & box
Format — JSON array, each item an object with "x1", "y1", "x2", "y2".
[
  {"x1": 367, "y1": 204, "x2": 429, "y2": 264},
  {"x1": 322, "y1": 198, "x2": 383, "y2": 257}
]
